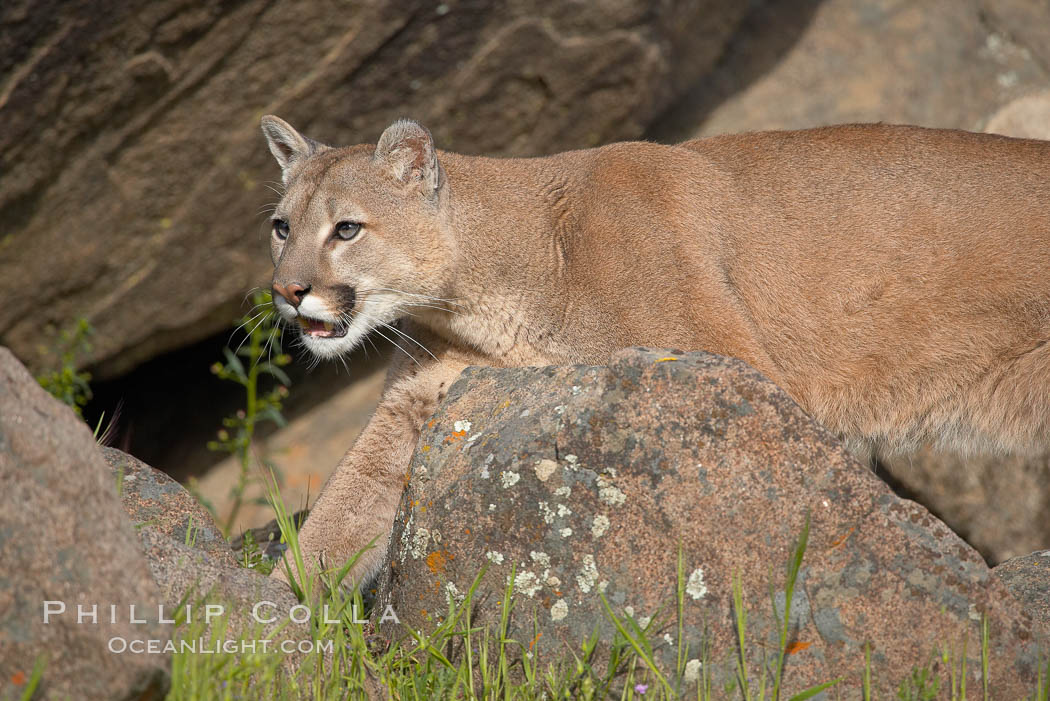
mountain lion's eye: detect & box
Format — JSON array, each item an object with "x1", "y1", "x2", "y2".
[
  {"x1": 273, "y1": 219, "x2": 290, "y2": 240},
  {"x1": 334, "y1": 221, "x2": 362, "y2": 241}
]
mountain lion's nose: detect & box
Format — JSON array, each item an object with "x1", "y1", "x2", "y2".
[{"x1": 273, "y1": 282, "x2": 310, "y2": 308}]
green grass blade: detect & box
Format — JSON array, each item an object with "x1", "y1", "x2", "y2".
[
  {"x1": 597, "y1": 592, "x2": 674, "y2": 697},
  {"x1": 732, "y1": 570, "x2": 750, "y2": 700},
  {"x1": 787, "y1": 678, "x2": 842, "y2": 701},
  {"x1": 18, "y1": 655, "x2": 46, "y2": 701}
]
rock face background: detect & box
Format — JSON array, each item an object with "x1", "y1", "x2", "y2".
[{"x1": 376, "y1": 348, "x2": 1044, "y2": 695}]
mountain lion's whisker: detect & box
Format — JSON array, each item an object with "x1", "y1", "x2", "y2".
[
  {"x1": 234, "y1": 310, "x2": 273, "y2": 357},
  {"x1": 352, "y1": 310, "x2": 437, "y2": 362},
  {"x1": 345, "y1": 311, "x2": 422, "y2": 367},
  {"x1": 335, "y1": 349, "x2": 352, "y2": 375},
  {"x1": 262, "y1": 320, "x2": 281, "y2": 369},
  {"x1": 241, "y1": 286, "x2": 267, "y2": 306},
  {"x1": 360, "y1": 287, "x2": 465, "y2": 307},
  {"x1": 228, "y1": 309, "x2": 271, "y2": 346},
  {"x1": 403, "y1": 302, "x2": 463, "y2": 316},
  {"x1": 357, "y1": 289, "x2": 465, "y2": 317}
]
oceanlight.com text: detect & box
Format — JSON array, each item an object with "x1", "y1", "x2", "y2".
[{"x1": 108, "y1": 637, "x2": 336, "y2": 655}]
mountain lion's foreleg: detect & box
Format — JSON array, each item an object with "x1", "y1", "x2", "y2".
[{"x1": 272, "y1": 325, "x2": 482, "y2": 591}]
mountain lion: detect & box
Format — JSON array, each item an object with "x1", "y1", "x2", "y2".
[{"x1": 260, "y1": 115, "x2": 1050, "y2": 588}]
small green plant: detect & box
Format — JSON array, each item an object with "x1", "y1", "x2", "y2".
[
  {"x1": 208, "y1": 290, "x2": 291, "y2": 536},
  {"x1": 897, "y1": 664, "x2": 940, "y2": 701},
  {"x1": 36, "y1": 317, "x2": 94, "y2": 416},
  {"x1": 183, "y1": 515, "x2": 202, "y2": 549},
  {"x1": 236, "y1": 528, "x2": 277, "y2": 574}
]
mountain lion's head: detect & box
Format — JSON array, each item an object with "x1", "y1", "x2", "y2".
[{"x1": 260, "y1": 115, "x2": 454, "y2": 360}]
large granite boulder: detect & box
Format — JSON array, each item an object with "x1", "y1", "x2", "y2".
[
  {"x1": 0, "y1": 348, "x2": 170, "y2": 700},
  {"x1": 376, "y1": 348, "x2": 1045, "y2": 696},
  {"x1": 0, "y1": 0, "x2": 747, "y2": 378}
]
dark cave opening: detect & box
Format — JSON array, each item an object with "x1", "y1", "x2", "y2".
[{"x1": 83, "y1": 328, "x2": 389, "y2": 483}]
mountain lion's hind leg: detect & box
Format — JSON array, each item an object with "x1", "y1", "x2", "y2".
[{"x1": 271, "y1": 327, "x2": 480, "y2": 593}]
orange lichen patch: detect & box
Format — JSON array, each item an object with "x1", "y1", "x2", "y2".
[
  {"x1": 11, "y1": 671, "x2": 26, "y2": 685},
  {"x1": 529, "y1": 631, "x2": 543, "y2": 651},
  {"x1": 786, "y1": 641, "x2": 812, "y2": 655},
  {"x1": 402, "y1": 472, "x2": 412, "y2": 487},
  {"x1": 444, "y1": 430, "x2": 467, "y2": 443},
  {"x1": 427, "y1": 419, "x2": 436, "y2": 428},
  {"x1": 464, "y1": 527, "x2": 471, "y2": 535},
  {"x1": 655, "y1": 356, "x2": 678, "y2": 362},
  {"x1": 828, "y1": 528, "x2": 855, "y2": 550},
  {"x1": 426, "y1": 550, "x2": 449, "y2": 574}
]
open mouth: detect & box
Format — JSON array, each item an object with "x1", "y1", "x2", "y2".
[{"x1": 297, "y1": 315, "x2": 349, "y2": 339}]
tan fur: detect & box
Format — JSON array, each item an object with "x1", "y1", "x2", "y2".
[{"x1": 260, "y1": 116, "x2": 1050, "y2": 588}]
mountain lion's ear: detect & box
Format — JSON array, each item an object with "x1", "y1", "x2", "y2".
[
  {"x1": 260, "y1": 115, "x2": 326, "y2": 184},
  {"x1": 374, "y1": 119, "x2": 443, "y2": 197}
]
